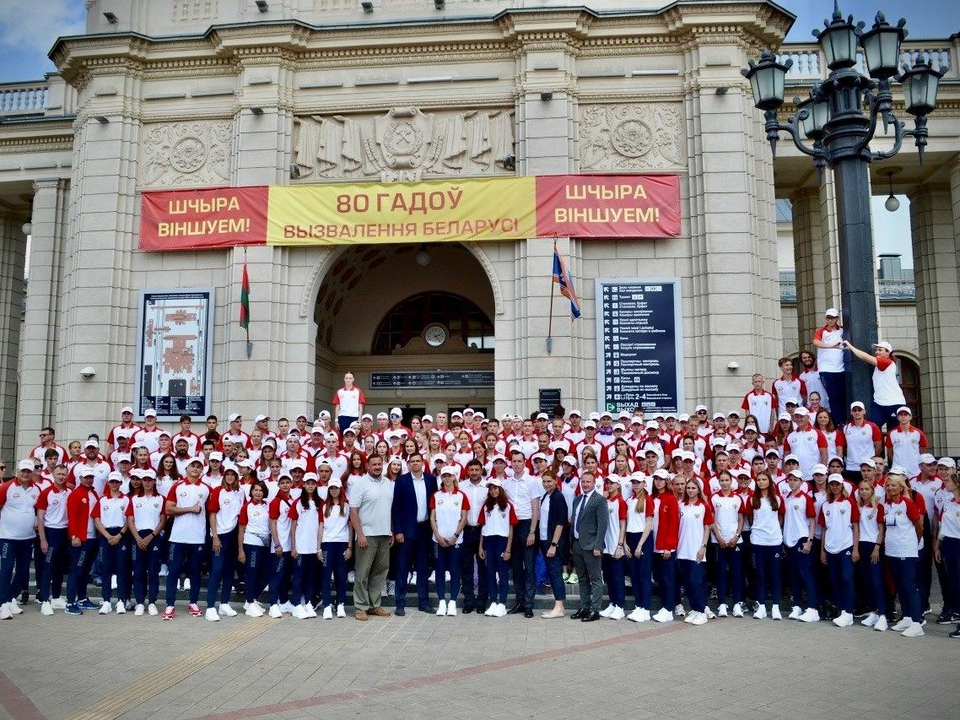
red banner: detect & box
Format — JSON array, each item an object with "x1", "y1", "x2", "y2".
[
  {"x1": 535, "y1": 175, "x2": 681, "y2": 239},
  {"x1": 138, "y1": 175, "x2": 681, "y2": 251},
  {"x1": 140, "y1": 186, "x2": 269, "y2": 252}
]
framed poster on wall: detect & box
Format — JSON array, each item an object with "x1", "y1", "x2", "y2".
[
  {"x1": 135, "y1": 288, "x2": 214, "y2": 420},
  {"x1": 595, "y1": 278, "x2": 684, "y2": 414}
]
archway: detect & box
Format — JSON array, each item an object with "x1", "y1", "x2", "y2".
[
  {"x1": 897, "y1": 355, "x2": 923, "y2": 430},
  {"x1": 313, "y1": 243, "x2": 496, "y2": 419}
]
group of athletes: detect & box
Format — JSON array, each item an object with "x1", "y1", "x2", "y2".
[{"x1": 0, "y1": 318, "x2": 958, "y2": 639}]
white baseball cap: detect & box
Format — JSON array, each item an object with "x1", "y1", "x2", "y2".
[
  {"x1": 850, "y1": 401, "x2": 866, "y2": 410},
  {"x1": 827, "y1": 473, "x2": 845, "y2": 484},
  {"x1": 440, "y1": 466, "x2": 458, "y2": 478},
  {"x1": 303, "y1": 472, "x2": 319, "y2": 483},
  {"x1": 487, "y1": 477, "x2": 504, "y2": 488},
  {"x1": 255, "y1": 414, "x2": 269, "y2": 423},
  {"x1": 645, "y1": 420, "x2": 659, "y2": 430},
  {"x1": 694, "y1": 405, "x2": 708, "y2": 413},
  {"x1": 560, "y1": 456, "x2": 578, "y2": 467},
  {"x1": 209, "y1": 451, "x2": 223, "y2": 461},
  {"x1": 613, "y1": 423, "x2": 625, "y2": 432},
  {"x1": 325, "y1": 431, "x2": 339, "y2": 441},
  {"x1": 84, "y1": 440, "x2": 99, "y2": 449},
  {"x1": 784, "y1": 454, "x2": 800, "y2": 464},
  {"x1": 896, "y1": 406, "x2": 912, "y2": 416},
  {"x1": 825, "y1": 308, "x2": 839, "y2": 317},
  {"x1": 144, "y1": 409, "x2": 157, "y2": 418},
  {"x1": 361, "y1": 413, "x2": 373, "y2": 421},
  {"x1": 536, "y1": 412, "x2": 549, "y2": 420},
  {"x1": 18, "y1": 459, "x2": 35, "y2": 471},
  {"x1": 919, "y1": 453, "x2": 937, "y2": 465},
  {"x1": 859, "y1": 458, "x2": 877, "y2": 469},
  {"x1": 938, "y1": 458, "x2": 956, "y2": 469},
  {"x1": 121, "y1": 406, "x2": 134, "y2": 415},
  {"x1": 328, "y1": 478, "x2": 343, "y2": 488},
  {"x1": 376, "y1": 412, "x2": 388, "y2": 419},
  {"x1": 463, "y1": 408, "x2": 475, "y2": 415},
  {"x1": 873, "y1": 341, "x2": 893, "y2": 352},
  {"x1": 390, "y1": 407, "x2": 403, "y2": 417},
  {"x1": 811, "y1": 463, "x2": 828, "y2": 475},
  {"x1": 583, "y1": 420, "x2": 597, "y2": 429},
  {"x1": 569, "y1": 409, "x2": 582, "y2": 418},
  {"x1": 318, "y1": 410, "x2": 331, "y2": 419},
  {"x1": 422, "y1": 414, "x2": 433, "y2": 422},
  {"x1": 229, "y1": 413, "x2": 242, "y2": 422}
]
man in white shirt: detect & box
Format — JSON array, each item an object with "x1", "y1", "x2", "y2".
[
  {"x1": 503, "y1": 450, "x2": 540, "y2": 617},
  {"x1": 459, "y1": 459, "x2": 488, "y2": 613},
  {"x1": 813, "y1": 308, "x2": 846, "y2": 423}
]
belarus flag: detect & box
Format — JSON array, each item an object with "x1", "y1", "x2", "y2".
[{"x1": 552, "y1": 248, "x2": 582, "y2": 319}]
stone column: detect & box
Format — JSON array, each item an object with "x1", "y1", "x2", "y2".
[
  {"x1": 683, "y1": 55, "x2": 782, "y2": 409},
  {"x1": 506, "y1": 34, "x2": 579, "y2": 418},
  {"x1": 791, "y1": 179, "x2": 840, "y2": 351},
  {"x1": 0, "y1": 218, "x2": 27, "y2": 465},
  {"x1": 910, "y1": 173, "x2": 960, "y2": 453},
  {"x1": 16, "y1": 178, "x2": 69, "y2": 456}
]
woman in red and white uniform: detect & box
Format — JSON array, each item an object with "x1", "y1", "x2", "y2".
[
  {"x1": 36, "y1": 465, "x2": 70, "y2": 615},
  {"x1": 431, "y1": 466, "x2": 469, "y2": 617},
  {"x1": 750, "y1": 471, "x2": 785, "y2": 620},
  {"x1": 815, "y1": 410, "x2": 845, "y2": 463},
  {"x1": 126, "y1": 472, "x2": 165, "y2": 616},
  {"x1": 478, "y1": 478, "x2": 517, "y2": 618},
  {"x1": 677, "y1": 477, "x2": 714, "y2": 626},
  {"x1": 782, "y1": 470, "x2": 819, "y2": 622},
  {"x1": 606, "y1": 454, "x2": 634, "y2": 500},
  {"x1": 289, "y1": 474, "x2": 322, "y2": 619},
  {"x1": 205, "y1": 467, "x2": 245, "y2": 621},
  {"x1": 238, "y1": 480, "x2": 271, "y2": 617},
  {"x1": 855, "y1": 478, "x2": 888, "y2": 631},
  {"x1": 843, "y1": 340, "x2": 907, "y2": 431},
  {"x1": 934, "y1": 463, "x2": 960, "y2": 639},
  {"x1": 332, "y1": 372, "x2": 366, "y2": 434},
  {"x1": 92, "y1": 472, "x2": 132, "y2": 614},
  {"x1": 882, "y1": 472, "x2": 925, "y2": 637},
  {"x1": 266, "y1": 474, "x2": 295, "y2": 618},
  {"x1": 624, "y1": 474, "x2": 655, "y2": 622},
  {"x1": 711, "y1": 470, "x2": 746, "y2": 618},
  {"x1": 319, "y1": 478, "x2": 351, "y2": 619},
  {"x1": 651, "y1": 470, "x2": 680, "y2": 623},
  {"x1": 818, "y1": 473, "x2": 860, "y2": 628},
  {"x1": 599, "y1": 477, "x2": 628, "y2": 620}
]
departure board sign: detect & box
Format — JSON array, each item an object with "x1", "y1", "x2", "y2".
[
  {"x1": 370, "y1": 371, "x2": 494, "y2": 388},
  {"x1": 595, "y1": 279, "x2": 684, "y2": 414}
]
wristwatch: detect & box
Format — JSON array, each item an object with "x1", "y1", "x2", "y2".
[{"x1": 550, "y1": 542, "x2": 558, "y2": 547}]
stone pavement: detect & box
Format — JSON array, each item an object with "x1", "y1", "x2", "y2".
[{"x1": 2, "y1": 605, "x2": 959, "y2": 720}]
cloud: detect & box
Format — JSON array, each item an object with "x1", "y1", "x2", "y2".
[{"x1": 0, "y1": 0, "x2": 86, "y2": 58}]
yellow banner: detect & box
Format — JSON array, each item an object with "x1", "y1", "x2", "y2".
[{"x1": 267, "y1": 177, "x2": 537, "y2": 246}]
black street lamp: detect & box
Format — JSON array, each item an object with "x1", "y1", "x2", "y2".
[{"x1": 742, "y1": 2, "x2": 944, "y2": 414}]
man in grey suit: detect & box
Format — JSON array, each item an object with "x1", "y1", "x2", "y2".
[{"x1": 569, "y1": 471, "x2": 608, "y2": 622}]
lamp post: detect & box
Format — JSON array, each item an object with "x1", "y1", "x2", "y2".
[{"x1": 742, "y1": 2, "x2": 944, "y2": 411}]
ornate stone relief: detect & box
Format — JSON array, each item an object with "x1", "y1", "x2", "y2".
[
  {"x1": 139, "y1": 121, "x2": 232, "y2": 188},
  {"x1": 293, "y1": 107, "x2": 515, "y2": 182},
  {"x1": 579, "y1": 104, "x2": 685, "y2": 171}
]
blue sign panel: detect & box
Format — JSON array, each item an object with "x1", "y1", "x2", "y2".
[{"x1": 595, "y1": 279, "x2": 684, "y2": 414}]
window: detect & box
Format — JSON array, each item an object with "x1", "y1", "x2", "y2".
[
  {"x1": 372, "y1": 292, "x2": 494, "y2": 354},
  {"x1": 897, "y1": 357, "x2": 923, "y2": 430}
]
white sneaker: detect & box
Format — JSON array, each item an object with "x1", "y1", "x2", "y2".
[
  {"x1": 901, "y1": 621, "x2": 924, "y2": 637},
  {"x1": 788, "y1": 606, "x2": 802, "y2": 620},
  {"x1": 637, "y1": 608, "x2": 651, "y2": 622},
  {"x1": 159, "y1": 564, "x2": 169, "y2": 577},
  {"x1": 0, "y1": 604, "x2": 12, "y2": 620},
  {"x1": 40, "y1": 601, "x2": 53, "y2": 616},
  {"x1": 704, "y1": 606, "x2": 716, "y2": 620},
  {"x1": 626, "y1": 608, "x2": 643, "y2": 622},
  {"x1": 183, "y1": 578, "x2": 191, "y2": 590},
  {"x1": 279, "y1": 601, "x2": 296, "y2": 614},
  {"x1": 323, "y1": 605, "x2": 333, "y2": 620},
  {"x1": 771, "y1": 605, "x2": 782, "y2": 621},
  {"x1": 446, "y1": 601, "x2": 457, "y2": 617},
  {"x1": 496, "y1": 603, "x2": 508, "y2": 617},
  {"x1": 436, "y1": 600, "x2": 448, "y2": 616},
  {"x1": 717, "y1": 603, "x2": 728, "y2": 618},
  {"x1": 8, "y1": 599, "x2": 22, "y2": 615},
  {"x1": 292, "y1": 604, "x2": 308, "y2": 620},
  {"x1": 484, "y1": 604, "x2": 496, "y2": 617},
  {"x1": 609, "y1": 606, "x2": 625, "y2": 620},
  {"x1": 428, "y1": 571, "x2": 436, "y2": 582},
  {"x1": 599, "y1": 603, "x2": 615, "y2": 618},
  {"x1": 690, "y1": 611, "x2": 707, "y2": 626},
  {"x1": 832, "y1": 611, "x2": 854, "y2": 627},
  {"x1": 115, "y1": 600, "x2": 126, "y2": 614},
  {"x1": 134, "y1": 604, "x2": 144, "y2": 616},
  {"x1": 306, "y1": 604, "x2": 317, "y2": 618},
  {"x1": 652, "y1": 607, "x2": 673, "y2": 623},
  {"x1": 246, "y1": 603, "x2": 264, "y2": 618},
  {"x1": 891, "y1": 617, "x2": 913, "y2": 632},
  {"x1": 219, "y1": 604, "x2": 237, "y2": 617},
  {"x1": 336, "y1": 604, "x2": 346, "y2": 618},
  {"x1": 874, "y1": 615, "x2": 888, "y2": 632},
  {"x1": 147, "y1": 603, "x2": 159, "y2": 616},
  {"x1": 684, "y1": 610, "x2": 696, "y2": 623},
  {"x1": 99, "y1": 601, "x2": 111, "y2": 615},
  {"x1": 205, "y1": 607, "x2": 220, "y2": 622},
  {"x1": 753, "y1": 605, "x2": 767, "y2": 620},
  {"x1": 862, "y1": 612, "x2": 880, "y2": 627},
  {"x1": 268, "y1": 604, "x2": 283, "y2": 619},
  {"x1": 732, "y1": 602, "x2": 744, "y2": 618},
  {"x1": 798, "y1": 608, "x2": 820, "y2": 623},
  {"x1": 674, "y1": 603, "x2": 686, "y2": 617},
  {"x1": 50, "y1": 597, "x2": 67, "y2": 610}
]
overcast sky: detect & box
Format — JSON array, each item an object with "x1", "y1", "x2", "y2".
[{"x1": 2, "y1": 0, "x2": 953, "y2": 265}]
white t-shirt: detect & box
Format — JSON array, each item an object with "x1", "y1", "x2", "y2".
[
  {"x1": 814, "y1": 325, "x2": 845, "y2": 373},
  {"x1": 333, "y1": 386, "x2": 365, "y2": 417},
  {"x1": 166, "y1": 479, "x2": 210, "y2": 544},
  {"x1": 872, "y1": 357, "x2": 906, "y2": 406}
]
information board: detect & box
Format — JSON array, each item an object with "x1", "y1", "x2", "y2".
[
  {"x1": 135, "y1": 288, "x2": 214, "y2": 420},
  {"x1": 370, "y1": 371, "x2": 494, "y2": 389},
  {"x1": 538, "y1": 388, "x2": 562, "y2": 415},
  {"x1": 595, "y1": 279, "x2": 683, "y2": 414}
]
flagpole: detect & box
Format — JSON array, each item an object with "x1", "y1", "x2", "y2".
[
  {"x1": 546, "y1": 235, "x2": 557, "y2": 355},
  {"x1": 243, "y1": 247, "x2": 252, "y2": 359}
]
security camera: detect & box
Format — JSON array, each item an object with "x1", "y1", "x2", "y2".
[
  {"x1": 727, "y1": 361, "x2": 739, "y2": 371},
  {"x1": 80, "y1": 366, "x2": 96, "y2": 378}
]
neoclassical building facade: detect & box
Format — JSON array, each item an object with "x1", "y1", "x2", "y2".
[{"x1": 0, "y1": 0, "x2": 958, "y2": 461}]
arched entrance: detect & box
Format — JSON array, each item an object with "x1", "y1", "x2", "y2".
[
  {"x1": 897, "y1": 355, "x2": 923, "y2": 430},
  {"x1": 313, "y1": 243, "x2": 496, "y2": 419}
]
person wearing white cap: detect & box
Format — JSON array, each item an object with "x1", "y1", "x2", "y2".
[
  {"x1": 126, "y1": 467, "x2": 166, "y2": 616},
  {"x1": 162, "y1": 457, "x2": 211, "y2": 620},
  {"x1": 333, "y1": 373, "x2": 366, "y2": 434},
  {"x1": 564, "y1": 411, "x2": 586, "y2": 446},
  {"x1": 35, "y1": 464, "x2": 71, "y2": 615},
  {"x1": 478, "y1": 478, "x2": 517, "y2": 617},
  {"x1": 813, "y1": 308, "x2": 846, "y2": 421},
  {"x1": 750, "y1": 471, "x2": 785, "y2": 620},
  {"x1": 92, "y1": 472, "x2": 132, "y2": 615},
  {"x1": 911, "y1": 454, "x2": 950, "y2": 621},
  {"x1": 881, "y1": 471, "x2": 925, "y2": 636},
  {"x1": 288, "y1": 474, "x2": 323, "y2": 620},
  {"x1": 841, "y1": 402, "x2": 882, "y2": 476},
  {"x1": 430, "y1": 466, "x2": 470, "y2": 617},
  {"x1": 818, "y1": 473, "x2": 860, "y2": 628},
  {"x1": 784, "y1": 407, "x2": 828, "y2": 480},
  {"x1": 782, "y1": 470, "x2": 820, "y2": 623},
  {"x1": 841, "y1": 339, "x2": 907, "y2": 430},
  {"x1": 203, "y1": 467, "x2": 245, "y2": 621},
  {"x1": 933, "y1": 459, "x2": 960, "y2": 636},
  {"x1": 0, "y1": 460, "x2": 41, "y2": 619},
  {"x1": 854, "y1": 475, "x2": 888, "y2": 631},
  {"x1": 885, "y1": 407, "x2": 928, "y2": 478},
  {"x1": 132, "y1": 411, "x2": 164, "y2": 454},
  {"x1": 265, "y1": 474, "x2": 297, "y2": 618},
  {"x1": 772, "y1": 357, "x2": 807, "y2": 419},
  {"x1": 220, "y1": 414, "x2": 251, "y2": 453},
  {"x1": 63, "y1": 467, "x2": 100, "y2": 615},
  {"x1": 319, "y1": 478, "x2": 351, "y2": 619},
  {"x1": 238, "y1": 480, "x2": 271, "y2": 617},
  {"x1": 107, "y1": 407, "x2": 140, "y2": 454}
]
